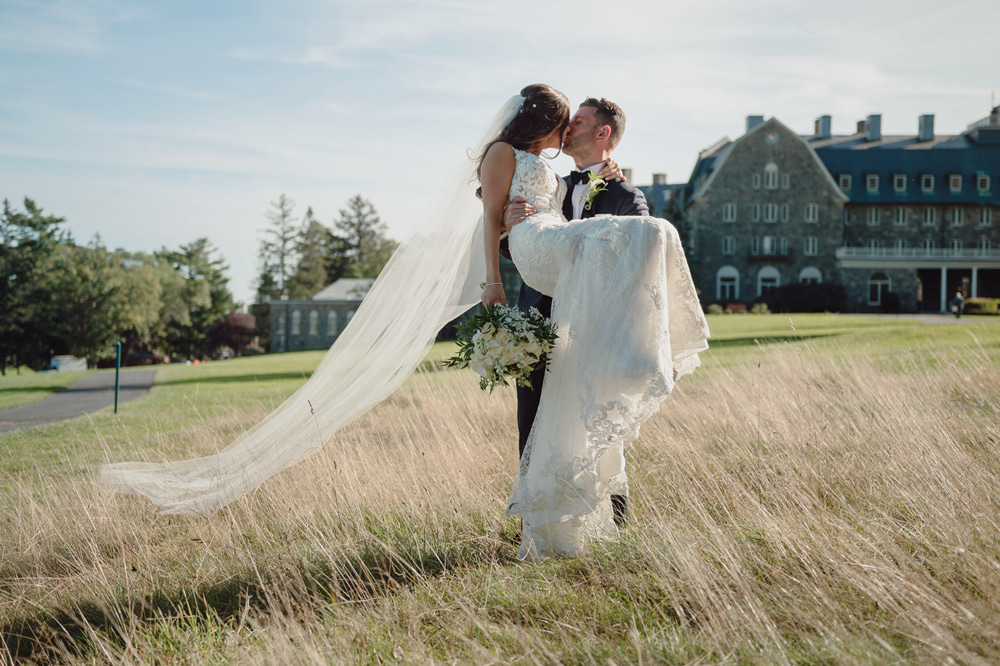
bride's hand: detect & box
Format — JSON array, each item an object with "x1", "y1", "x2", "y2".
[
  {"x1": 482, "y1": 283, "x2": 506, "y2": 306},
  {"x1": 598, "y1": 159, "x2": 625, "y2": 182}
]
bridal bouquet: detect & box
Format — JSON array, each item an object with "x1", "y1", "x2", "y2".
[{"x1": 446, "y1": 304, "x2": 557, "y2": 392}]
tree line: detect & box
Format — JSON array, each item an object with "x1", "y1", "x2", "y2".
[
  {"x1": 0, "y1": 198, "x2": 240, "y2": 373},
  {"x1": 249, "y1": 194, "x2": 397, "y2": 349}
]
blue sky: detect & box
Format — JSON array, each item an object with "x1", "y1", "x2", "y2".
[{"x1": 3, "y1": 0, "x2": 998, "y2": 306}]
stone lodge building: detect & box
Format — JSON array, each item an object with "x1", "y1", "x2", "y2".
[
  {"x1": 269, "y1": 278, "x2": 374, "y2": 352},
  {"x1": 640, "y1": 106, "x2": 1000, "y2": 312}
]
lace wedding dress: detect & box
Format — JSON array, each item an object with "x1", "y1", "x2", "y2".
[{"x1": 504, "y1": 149, "x2": 709, "y2": 560}]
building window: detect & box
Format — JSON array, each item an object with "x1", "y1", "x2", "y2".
[
  {"x1": 308, "y1": 310, "x2": 319, "y2": 335},
  {"x1": 327, "y1": 311, "x2": 338, "y2": 336},
  {"x1": 868, "y1": 272, "x2": 891, "y2": 306},
  {"x1": 764, "y1": 203, "x2": 778, "y2": 223},
  {"x1": 291, "y1": 310, "x2": 301, "y2": 335},
  {"x1": 716, "y1": 265, "x2": 740, "y2": 301},
  {"x1": 894, "y1": 174, "x2": 907, "y2": 193},
  {"x1": 757, "y1": 266, "x2": 780, "y2": 296},
  {"x1": 276, "y1": 314, "x2": 286, "y2": 335},
  {"x1": 894, "y1": 208, "x2": 908, "y2": 226},
  {"x1": 799, "y1": 267, "x2": 822, "y2": 284},
  {"x1": 950, "y1": 208, "x2": 964, "y2": 227},
  {"x1": 764, "y1": 163, "x2": 779, "y2": 190},
  {"x1": 781, "y1": 173, "x2": 790, "y2": 190},
  {"x1": 921, "y1": 174, "x2": 934, "y2": 192},
  {"x1": 779, "y1": 236, "x2": 789, "y2": 255},
  {"x1": 868, "y1": 239, "x2": 882, "y2": 251},
  {"x1": 979, "y1": 208, "x2": 993, "y2": 227},
  {"x1": 979, "y1": 237, "x2": 991, "y2": 253},
  {"x1": 804, "y1": 203, "x2": 819, "y2": 223},
  {"x1": 867, "y1": 208, "x2": 880, "y2": 226},
  {"x1": 762, "y1": 236, "x2": 775, "y2": 255},
  {"x1": 950, "y1": 239, "x2": 963, "y2": 253},
  {"x1": 752, "y1": 203, "x2": 760, "y2": 222},
  {"x1": 751, "y1": 237, "x2": 760, "y2": 255},
  {"x1": 780, "y1": 203, "x2": 789, "y2": 223},
  {"x1": 894, "y1": 239, "x2": 907, "y2": 252},
  {"x1": 804, "y1": 236, "x2": 818, "y2": 256},
  {"x1": 922, "y1": 208, "x2": 936, "y2": 226},
  {"x1": 978, "y1": 174, "x2": 991, "y2": 193},
  {"x1": 723, "y1": 202, "x2": 737, "y2": 222},
  {"x1": 722, "y1": 236, "x2": 735, "y2": 255},
  {"x1": 950, "y1": 174, "x2": 962, "y2": 193},
  {"x1": 839, "y1": 174, "x2": 852, "y2": 191},
  {"x1": 866, "y1": 174, "x2": 880, "y2": 193},
  {"x1": 752, "y1": 173, "x2": 761, "y2": 190},
  {"x1": 922, "y1": 238, "x2": 936, "y2": 252}
]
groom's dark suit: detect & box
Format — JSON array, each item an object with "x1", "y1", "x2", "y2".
[{"x1": 513, "y1": 175, "x2": 650, "y2": 458}]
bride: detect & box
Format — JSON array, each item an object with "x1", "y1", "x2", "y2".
[
  {"x1": 477, "y1": 84, "x2": 708, "y2": 560},
  {"x1": 99, "y1": 84, "x2": 708, "y2": 561}
]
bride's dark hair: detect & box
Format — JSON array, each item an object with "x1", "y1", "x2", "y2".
[{"x1": 475, "y1": 84, "x2": 570, "y2": 199}]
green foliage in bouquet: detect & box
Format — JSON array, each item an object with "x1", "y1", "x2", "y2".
[{"x1": 445, "y1": 304, "x2": 558, "y2": 392}]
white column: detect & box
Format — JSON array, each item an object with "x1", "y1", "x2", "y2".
[
  {"x1": 972, "y1": 266, "x2": 979, "y2": 298},
  {"x1": 939, "y1": 266, "x2": 948, "y2": 313}
]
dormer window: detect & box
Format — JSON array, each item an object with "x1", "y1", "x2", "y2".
[
  {"x1": 866, "y1": 174, "x2": 880, "y2": 193},
  {"x1": 921, "y1": 174, "x2": 934, "y2": 193},
  {"x1": 978, "y1": 174, "x2": 991, "y2": 194},
  {"x1": 764, "y1": 163, "x2": 779, "y2": 190},
  {"x1": 893, "y1": 174, "x2": 907, "y2": 193},
  {"x1": 839, "y1": 174, "x2": 852, "y2": 191},
  {"x1": 950, "y1": 174, "x2": 963, "y2": 193}
]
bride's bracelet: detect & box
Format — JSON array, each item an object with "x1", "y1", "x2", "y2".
[{"x1": 483, "y1": 282, "x2": 503, "y2": 288}]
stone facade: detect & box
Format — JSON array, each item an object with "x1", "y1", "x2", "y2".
[
  {"x1": 684, "y1": 118, "x2": 847, "y2": 305},
  {"x1": 268, "y1": 278, "x2": 373, "y2": 352}
]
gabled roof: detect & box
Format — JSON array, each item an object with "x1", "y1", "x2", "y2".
[
  {"x1": 311, "y1": 278, "x2": 375, "y2": 301},
  {"x1": 687, "y1": 117, "x2": 847, "y2": 203}
]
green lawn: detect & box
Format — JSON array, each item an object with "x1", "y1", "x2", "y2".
[{"x1": 0, "y1": 367, "x2": 93, "y2": 411}]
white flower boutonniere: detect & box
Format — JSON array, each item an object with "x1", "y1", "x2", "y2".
[{"x1": 583, "y1": 171, "x2": 608, "y2": 211}]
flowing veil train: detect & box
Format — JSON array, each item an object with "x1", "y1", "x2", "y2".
[{"x1": 98, "y1": 96, "x2": 527, "y2": 515}]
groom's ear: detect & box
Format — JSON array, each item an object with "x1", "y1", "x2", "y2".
[{"x1": 596, "y1": 125, "x2": 612, "y2": 142}]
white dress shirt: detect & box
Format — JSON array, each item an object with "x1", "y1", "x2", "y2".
[{"x1": 570, "y1": 163, "x2": 604, "y2": 220}]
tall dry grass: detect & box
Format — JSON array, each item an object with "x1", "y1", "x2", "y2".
[{"x1": 1, "y1": 338, "x2": 999, "y2": 663}]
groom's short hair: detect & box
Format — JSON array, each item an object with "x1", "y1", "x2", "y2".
[{"x1": 581, "y1": 97, "x2": 626, "y2": 149}]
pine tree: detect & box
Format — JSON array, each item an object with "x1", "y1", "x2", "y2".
[
  {"x1": 258, "y1": 194, "x2": 299, "y2": 297},
  {"x1": 287, "y1": 207, "x2": 332, "y2": 299},
  {"x1": 332, "y1": 195, "x2": 398, "y2": 279}
]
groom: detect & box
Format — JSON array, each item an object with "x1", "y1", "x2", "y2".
[{"x1": 501, "y1": 97, "x2": 649, "y2": 527}]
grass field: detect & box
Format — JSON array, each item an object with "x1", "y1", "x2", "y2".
[{"x1": 1, "y1": 314, "x2": 999, "y2": 663}]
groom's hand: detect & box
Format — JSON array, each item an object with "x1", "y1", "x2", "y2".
[{"x1": 502, "y1": 197, "x2": 536, "y2": 235}]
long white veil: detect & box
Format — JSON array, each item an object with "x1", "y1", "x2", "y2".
[{"x1": 98, "y1": 95, "x2": 526, "y2": 516}]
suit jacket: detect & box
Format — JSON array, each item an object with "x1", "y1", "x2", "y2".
[{"x1": 517, "y1": 174, "x2": 650, "y2": 315}]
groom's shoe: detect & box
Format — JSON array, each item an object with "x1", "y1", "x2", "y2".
[{"x1": 611, "y1": 495, "x2": 628, "y2": 527}]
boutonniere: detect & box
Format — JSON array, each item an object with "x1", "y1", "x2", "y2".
[{"x1": 583, "y1": 172, "x2": 607, "y2": 211}]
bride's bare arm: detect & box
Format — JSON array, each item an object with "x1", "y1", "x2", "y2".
[{"x1": 480, "y1": 142, "x2": 516, "y2": 306}]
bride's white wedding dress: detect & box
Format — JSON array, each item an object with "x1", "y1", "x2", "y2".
[{"x1": 504, "y1": 149, "x2": 709, "y2": 560}]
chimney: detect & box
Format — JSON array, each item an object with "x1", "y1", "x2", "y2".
[
  {"x1": 814, "y1": 115, "x2": 832, "y2": 139},
  {"x1": 746, "y1": 115, "x2": 764, "y2": 133},
  {"x1": 622, "y1": 168, "x2": 633, "y2": 183},
  {"x1": 918, "y1": 114, "x2": 935, "y2": 142},
  {"x1": 652, "y1": 173, "x2": 667, "y2": 185},
  {"x1": 865, "y1": 114, "x2": 882, "y2": 142},
  {"x1": 856, "y1": 120, "x2": 866, "y2": 134}
]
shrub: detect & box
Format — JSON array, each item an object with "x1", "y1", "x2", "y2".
[
  {"x1": 706, "y1": 303, "x2": 724, "y2": 315},
  {"x1": 756, "y1": 282, "x2": 848, "y2": 313},
  {"x1": 751, "y1": 302, "x2": 771, "y2": 314}
]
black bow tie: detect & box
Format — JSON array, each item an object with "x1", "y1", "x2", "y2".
[{"x1": 570, "y1": 170, "x2": 591, "y2": 185}]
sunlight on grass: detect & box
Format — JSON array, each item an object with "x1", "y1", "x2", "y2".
[{"x1": 1, "y1": 314, "x2": 999, "y2": 663}]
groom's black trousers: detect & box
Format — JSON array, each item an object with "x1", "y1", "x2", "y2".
[{"x1": 515, "y1": 282, "x2": 551, "y2": 458}]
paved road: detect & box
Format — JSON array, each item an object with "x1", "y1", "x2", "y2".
[{"x1": 0, "y1": 370, "x2": 155, "y2": 433}]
